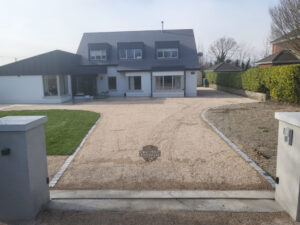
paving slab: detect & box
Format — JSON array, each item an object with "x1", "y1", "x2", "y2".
[
  {"x1": 50, "y1": 190, "x2": 275, "y2": 199},
  {"x1": 47, "y1": 198, "x2": 282, "y2": 212}
]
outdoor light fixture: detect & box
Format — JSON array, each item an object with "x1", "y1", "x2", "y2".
[
  {"x1": 283, "y1": 127, "x2": 293, "y2": 146},
  {"x1": 1, "y1": 148, "x2": 11, "y2": 156}
]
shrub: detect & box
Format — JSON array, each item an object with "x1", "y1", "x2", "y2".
[
  {"x1": 205, "y1": 71, "x2": 242, "y2": 89},
  {"x1": 205, "y1": 65, "x2": 300, "y2": 104}
]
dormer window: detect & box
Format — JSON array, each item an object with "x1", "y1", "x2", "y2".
[
  {"x1": 89, "y1": 49, "x2": 107, "y2": 61},
  {"x1": 157, "y1": 48, "x2": 178, "y2": 59},
  {"x1": 119, "y1": 48, "x2": 143, "y2": 60}
]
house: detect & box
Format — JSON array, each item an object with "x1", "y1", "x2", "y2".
[
  {"x1": 256, "y1": 32, "x2": 300, "y2": 68},
  {"x1": 0, "y1": 29, "x2": 200, "y2": 104},
  {"x1": 271, "y1": 30, "x2": 300, "y2": 56},
  {"x1": 206, "y1": 62, "x2": 243, "y2": 72},
  {"x1": 255, "y1": 50, "x2": 300, "y2": 68}
]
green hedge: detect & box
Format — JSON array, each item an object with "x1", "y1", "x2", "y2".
[{"x1": 205, "y1": 64, "x2": 300, "y2": 104}]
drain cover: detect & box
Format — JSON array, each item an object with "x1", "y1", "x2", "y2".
[{"x1": 139, "y1": 145, "x2": 161, "y2": 162}]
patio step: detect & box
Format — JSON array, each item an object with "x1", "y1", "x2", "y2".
[{"x1": 47, "y1": 190, "x2": 282, "y2": 213}]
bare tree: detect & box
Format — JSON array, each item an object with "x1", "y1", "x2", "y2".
[
  {"x1": 209, "y1": 37, "x2": 238, "y2": 63},
  {"x1": 261, "y1": 37, "x2": 272, "y2": 57},
  {"x1": 269, "y1": 0, "x2": 300, "y2": 51}
]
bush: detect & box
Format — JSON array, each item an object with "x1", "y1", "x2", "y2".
[
  {"x1": 206, "y1": 71, "x2": 242, "y2": 89},
  {"x1": 205, "y1": 65, "x2": 300, "y2": 104}
]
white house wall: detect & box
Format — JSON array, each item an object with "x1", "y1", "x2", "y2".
[
  {"x1": 97, "y1": 66, "x2": 127, "y2": 96},
  {"x1": 97, "y1": 67, "x2": 151, "y2": 97},
  {"x1": 185, "y1": 71, "x2": 198, "y2": 97},
  {"x1": 126, "y1": 72, "x2": 151, "y2": 97},
  {"x1": 0, "y1": 75, "x2": 72, "y2": 104},
  {"x1": 0, "y1": 75, "x2": 44, "y2": 104}
]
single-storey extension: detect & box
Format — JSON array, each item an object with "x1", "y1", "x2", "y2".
[{"x1": 0, "y1": 29, "x2": 200, "y2": 104}]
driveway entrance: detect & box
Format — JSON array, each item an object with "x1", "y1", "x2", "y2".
[{"x1": 6, "y1": 88, "x2": 272, "y2": 190}]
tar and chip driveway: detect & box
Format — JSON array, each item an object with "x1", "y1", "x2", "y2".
[{"x1": 6, "y1": 88, "x2": 272, "y2": 190}]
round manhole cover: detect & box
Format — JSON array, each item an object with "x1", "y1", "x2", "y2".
[{"x1": 139, "y1": 145, "x2": 161, "y2": 162}]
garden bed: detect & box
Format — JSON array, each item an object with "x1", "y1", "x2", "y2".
[{"x1": 205, "y1": 102, "x2": 300, "y2": 178}]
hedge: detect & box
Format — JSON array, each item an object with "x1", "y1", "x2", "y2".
[{"x1": 205, "y1": 64, "x2": 300, "y2": 104}]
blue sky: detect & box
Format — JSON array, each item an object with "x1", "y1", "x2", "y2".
[{"x1": 0, "y1": 0, "x2": 278, "y2": 65}]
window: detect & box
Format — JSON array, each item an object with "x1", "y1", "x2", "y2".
[
  {"x1": 119, "y1": 49, "x2": 143, "y2": 60},
  {"x1": 108, "y1": 77, "x2": 117, "y2": 90},
  {"x1": 155, "y1": 76, "x2": 182, "y2": 90},
  {"x1": 59, "y1": 75, "x2": 69, "y2": 95},
  {"x1": 128, "y1": 76, "x2": 141, "y2": 90},
  {"x1": 90, "y1": 49, "x2": 107, "y2": 61},
  {"x1": 43, "y1": 75, "x2": 58, "y2": 96},
  {"x1": 157, "y1": 48, "x2": 178, "y2": 59}
]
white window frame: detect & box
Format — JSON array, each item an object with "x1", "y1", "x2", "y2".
[
  {"x1": 157, "y1": 48, "x2": 179, "y2": 59},
  {"x1": 90, "y1": 49, "x2": 107, "y2": 61},
  {"x1": 119, "y1": 48, "x2": 143, "y2": 60},
  {"x1": 43, "y1": 75, "x2": 59, "y2": 96},
  {"x1": 155, "y1": 75, "x2": 182, "y2": 90},
  {"x1": 128, "y1": 76, "x2": 142, "y2": 91}
]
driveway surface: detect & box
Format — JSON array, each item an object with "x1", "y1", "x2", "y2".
[{"x1": 6, "y1": 88, "x2": 271, "y2": 190}]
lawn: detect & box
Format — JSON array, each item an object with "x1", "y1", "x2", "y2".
[{"x1": 0, "y1": 110, "x2": 100, "y2": 155}]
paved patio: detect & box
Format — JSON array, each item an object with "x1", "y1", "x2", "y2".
[{"x1": 5, "y1": 88, "x2": 272, "y2": 190}]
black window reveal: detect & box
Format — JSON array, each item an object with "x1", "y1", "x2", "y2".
[
  {"x1": 129, "y1": 76, "x2": 141, "y2": 90},
  {"x1": 108, "y1": 77, "x2": 117, "y2": 90}
]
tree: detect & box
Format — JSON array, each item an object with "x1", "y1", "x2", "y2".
[
  {"x1": 209, "y1": 37, "x2": 238, "y2": 63},
  {"x1": 269, "y1": 0, "x2": 300, "y2": 51}
]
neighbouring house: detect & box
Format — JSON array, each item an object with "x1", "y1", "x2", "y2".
[
  {"x1": 0, "y1": 29, "x2": 200, "y2": 104},
  {"x1": 255, "y1": 50, "x2": 300, "y2": 68},
  {"x1": 256, "y1": 32, "x2": 300, "y2": 68},
  {"x1": 206, "y1": 62, "x2": 243, "y2": 72}
]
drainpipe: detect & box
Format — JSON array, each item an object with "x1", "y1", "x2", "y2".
[
  {"x1": 184, "y1": 70, "x2": 186, "y2": 97},
  {"x1": 151, "y1": 71, "x2": 153, "y2": 97}
]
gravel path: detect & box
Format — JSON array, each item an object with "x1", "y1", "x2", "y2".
[
  {"x1": 5, "y1": 88, "x2": 271, "y2": 190},
  {"x1": 33, "y1": 211, "x2": 296, "y2": 225}
]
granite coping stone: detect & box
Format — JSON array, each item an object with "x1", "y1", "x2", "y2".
[
  {"x1": 275, "y1": 112, "x2": 300, "y2": 127},
  {"x1": 0, "y1": 116, "x2": 48, "y2": 132}
]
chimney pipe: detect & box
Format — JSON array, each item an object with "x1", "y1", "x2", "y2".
[{"x1": 161, "y1": 21, "x2": 164, "y2": 32}]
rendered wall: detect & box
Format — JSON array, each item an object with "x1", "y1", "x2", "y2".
[
  {"x1": 185, "y1": 71, "x2": 198, "y2": 97},
  {"x1": 0, "y1": 116, "x2": 49, "y2": 222},
  {"x1": 97, "y1": 66, "x2": 127, "y2": 96},
  {"x1": 126, "y1": 72, "x2": 151, "y2": 97},
  {"x1": 0, "y1": 75, "x2": 72, "y2": 104},
  {"x1": 275, "y1": 112, "x2": 300, "y2": 221}
]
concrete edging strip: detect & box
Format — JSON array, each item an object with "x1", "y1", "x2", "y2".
[
  {"x1": 50, "y1": 190, "x2": 275, "y2": 200},
  {"x1": 201, "y1": 107, "x2": 276, "y2": 188},
  {"x1": 49, "y1": 115, "x2": 101, "y2": 188},
  {"x1": 47, "y1": 198, "x2": 282, "y2": 212}
]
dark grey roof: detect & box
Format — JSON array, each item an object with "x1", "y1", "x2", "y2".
[
  {"x1": 77, "y1": 29, "x2": 200, "y2": 71},
  {"x1": 256, "y1": 50, "x2": 300, "y2": 65},
  {"x1": 0, "y1": 50, "x2": 81, "y2": 75},
  {"x1": 73, "y1": 65, "x2": 107, "y2": 75},
  {"x1": 207, "y1": 62, "x2": 243, "y2": 72}
]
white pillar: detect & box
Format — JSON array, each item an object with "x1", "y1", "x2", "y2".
[
  {"x1": 275, "y1": 112, "x2": 300, "y2": 221},
  {"x1": 0, "y1": 116, "x2": 49, "y2": 223}
]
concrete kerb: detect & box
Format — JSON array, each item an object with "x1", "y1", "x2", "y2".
[
  {"x1": 201, "y1": 106, "x2": 276, "y2": 188},
  {"x1": 0, "y1": 104, "x2": 23, "y2": 110},
  {"x1": 49, "y1": 114, "x2": 102, "y2": 188}
]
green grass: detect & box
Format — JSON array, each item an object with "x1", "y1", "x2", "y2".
[{"x1": 0, "y1": 110, "x2": 100, "y2": 155}]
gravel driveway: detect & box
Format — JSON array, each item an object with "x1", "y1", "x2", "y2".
[{"x1": 6, "y1": 88, "x2": 272, "y2": 190}]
